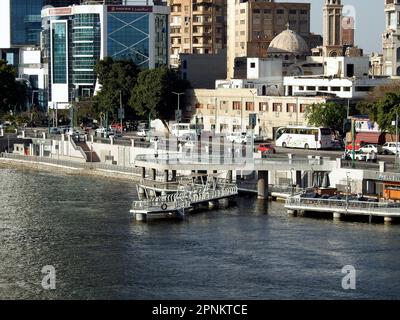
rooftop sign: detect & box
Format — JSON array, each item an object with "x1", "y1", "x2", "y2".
[
  {"x1": 48, "y1": 7, "x2": 72, "y2": 16},
  {"x1": 107, "y1": 6, "x2": 153, "y2": 13}
]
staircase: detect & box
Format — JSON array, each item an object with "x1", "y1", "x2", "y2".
[{"x1": 74, "y1": 140, "x2": 101, "y2": 162}]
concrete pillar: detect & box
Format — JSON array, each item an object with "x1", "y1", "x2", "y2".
[
  {"x1": 288, "y1": 153, "x2": 293, "y2": 164},
  {"x1": 227, "y1": 170, "x2": 233, "y2": 183},
  {"x1": 135, "y1": 213, "x2": 145, "y2": 221},
  {"x1": 138, "y1": 186, "x2": 145, "y2": 198},
  {"x1": 91, "y1": 135, "x2": 94, "y2": 143},
  {"x1": 21, "y1": 131, "x2": 25, "y2": 138},
  {"x1": 163, "y1": 170, "x2": 169, "y2": 182},
  {"x1": 296, "y1": 170, "x2": 302, "y2": 187},
  {"x1": 39, "y1": 144, "x2": 44, "y2": 157},
  {"x1": 384, "y1": 216, "x2": 393, "y2": 224},
  {"x1": 257, "y1": 170, "x2": 269, "y2": 200},
  {"x1": 151, "y1": 168, "x2": 156, "y2": 181},
  {"x1": 379, "y1": 161, "x2": 386, "y2": 173},
  {"x1": 171, "y1": 170, "x2": 177, "y2": 181},
  {"x1": 141, "y1": 167, "x2": 146, "y2": 179},
  {"x1": 333, "y1": 212, "x2": 341, "y2": 220},
  {"x1": 218, "y1": 198, "x2": 229, "y2": 208},
  {"x1": 42, "y1": 132, "x2": 46, "y2": 139},
  {"x1": 110, "y1": 136, "x2": 114, "y2": 145},
  {"x1": 0, "y1": 128, "x2": 4, "y2": 136},
  {"x1": 287, "y1": 209, "x2": 297, "y2": 216},
  {"x1": 131, "y1": 139, "x2": 135, "y2": 147}
]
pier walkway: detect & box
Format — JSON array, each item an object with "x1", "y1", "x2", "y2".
[{"x1": 285, "y1": 196, "x2": 400, "y2": 222}]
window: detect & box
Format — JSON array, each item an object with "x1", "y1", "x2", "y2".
[
  {"x1": 306, "y1": 86, "x2": 316, "y2": 91},
  {"x1": 277, "y1": 9, "x2": 284, "y2": 14},
  {"x1": 343, "y1": 87, "x2": 351, "y2": 92},
  {"x1": 318, "y1": 86, "x2": 328, "y2": 91},
  {"x1": 300, "y1": 104, "x2": 308, "y2": 113},
  {"x1": 250, "y1": 62, "x2": 256, "y2": 68},
  {"x1": 287, "y1": 103, "x2": 297, "y2": 113},
  {"x1": 245, "y1": 102, "x2": 254, "y2": 111},
  {"x1": 273, "y1": 103, "x2": 282, "y2": 112},
  {"x1": 259, "y1": 102, "x2": 268, "y2": 112},
  {"x1": 331, "y1": 87, "x2": 341, "y2": 91},
  {"x1": 299, "y1": 86, "x2": 304, "y2": 91},
  {"x1": 289, "y1": 10, "x2": 297, "y2": 14},
  {"x1": 233, "y1": 101, "x2": 241, "y2": 110},
  {"x1": 195, "y1": 103, "x2": 203, "y2": 109}
]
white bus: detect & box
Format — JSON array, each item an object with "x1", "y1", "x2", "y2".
[
  {"x1": 170, "y1": 123, "x2": 197, "y2": 138},
  {"x1": 275, "y1": 126, "x2": 333, "y2": 149}
]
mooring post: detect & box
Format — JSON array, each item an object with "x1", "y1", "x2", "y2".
[{"x1": 257, "y1": 170, "x2": 269, "y2": 200}]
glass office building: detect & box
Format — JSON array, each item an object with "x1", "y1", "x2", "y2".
[
  {"x1": 42, "y1": 3, "x2": 169, "y2": 108},
  {"x1": 10, "y1": 0, "x2": 43, "y2": 46}
]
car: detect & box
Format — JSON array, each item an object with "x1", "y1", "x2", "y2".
[
  {"x1": 382, "y1": 142, "x2": 400, "y2": 155},
  {"x1": 257, "y1": 143, "x2": 276, "y2": 154},
  {"x1": 359, "y1": 144, "x2": 382, "y2": 155},
  {"x1": 342, "y1": 150, "x2": 367, "y2": 161},
  {"x1": 110, "y1": 122, "x2": 126, "y2": 132},
  {"x1": 137, "y1": 129, "x2": 148, "y2": 137},
  {"x1": 49, "y1": 127, "x2": 61, "y2": 135},
  {"x1": 226, "y1": 132, "x2": 247, "y2": 144}
]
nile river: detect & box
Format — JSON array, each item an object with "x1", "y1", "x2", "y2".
[{"x1": 1, "y1": 168, "x2": 400, "y2": 299}]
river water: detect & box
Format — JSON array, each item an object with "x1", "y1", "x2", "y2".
[{"x1": 1, "y1": 168, "x2": 400, "y2": 300}]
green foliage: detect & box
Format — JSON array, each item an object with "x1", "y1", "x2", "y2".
[
  {"x1": 0, "y1": 60, "x2": 27, "y2": 113},
  {"x1": 92, "y1": 57, "x2": 139, "y2": 119},
  {"x1": 372, "y1": 92, "x2": 400, "y2": 134},
  {"x1": 305, "y1": 102, "x2": 347, "y2": 133},
  {"x1": 128, "y1": 66, "x2": 189, "y2": 119}
]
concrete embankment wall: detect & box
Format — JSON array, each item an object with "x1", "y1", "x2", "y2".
[{"x1": 0, "y1": 158, "x2": 142, "y2": 182}]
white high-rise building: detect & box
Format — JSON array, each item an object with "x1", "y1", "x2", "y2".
[{"x1": 382, "y1": 0, "x2": 400, "y2": 76}]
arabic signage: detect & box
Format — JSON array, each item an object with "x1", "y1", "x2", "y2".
[
  {"x1": 107, "y1": 6, "x2": 153, "y2": 13},
  {"x1": 48, "y1": 7, "x2": 72, "y2": 16}
]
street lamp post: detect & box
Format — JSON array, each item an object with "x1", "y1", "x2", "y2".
[
  {"x1": 396, "y1": 111, "x2": 399, "y2": 167},
  {"x1": 290, "y1": 168, "x2": 294, "y2": 196},
  {"x1": 172, "y1": 91, "x2": 184, "y2": 139}
]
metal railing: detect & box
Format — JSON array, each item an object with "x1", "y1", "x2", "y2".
[
  {"x1": 285, "y1": 196, "x2": 400, "y2": 214},
  {"x1": 132, "y1": 185, "x2": 238, "y2": 212}
]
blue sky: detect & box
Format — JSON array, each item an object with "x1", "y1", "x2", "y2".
[{"x1": 283, "y1": 0, "x2": 384, "y2": 54}]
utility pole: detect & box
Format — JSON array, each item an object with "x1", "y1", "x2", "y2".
[
  {"x1": 396, "y1": 111, "x2": 399, "y2": 167},
  {"x1": 172, "y1": 92, "x2": 184, "y2": 138},
  {"x1": 351, "y1": 118, "x2": 355, "y2": 168}
]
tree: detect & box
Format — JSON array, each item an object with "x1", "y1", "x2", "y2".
[
  {"x1": 128, "y1": 66, "x2": 189, "y2": 119},
  {"x1": 372, "y1": 92, "x2": 400, "y2": 134},
  {"x1": 92, "y1": 57, "x2": 139, "y2": 119},
  {"x1": 0, "y1": 60, "x2": 27, "y2": 114},
  {"x1": 305, "y1": 102, "x2": 348, "y2": 133}
]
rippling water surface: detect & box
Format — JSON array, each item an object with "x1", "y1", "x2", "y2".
[{"x1": 1, "y1": 168, "x2": 400, "y2": 300}]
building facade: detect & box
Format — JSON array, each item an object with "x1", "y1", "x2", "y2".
[
  {"x1": 227, "y1": 0, "x2": 311, "y2": 79},
  {"x1": 168, "y1": 0, "x2": 227, "y2": 68},
  {"x1": 382, "y1": 0, "x2": 400, "y2": 76},
  {"x1": 185, "y1": 88, "x2": 328, "y2": 139},
  {"x1": 41, "y1": 3, "x2": 169, "y2": 109}
]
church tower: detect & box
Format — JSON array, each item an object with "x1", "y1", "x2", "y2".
[
  {"x1": 382, "y1": 0, "x2": 400, "y2": 76},
  {"x1": 323, "y1": 0, "x2": 343, "y2": 57}
]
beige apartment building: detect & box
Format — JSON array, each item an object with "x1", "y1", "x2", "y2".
[
  {"x1": 168, "y1": 0, "x2": 227, "y2": 68},
  {"x1": 227, "y1": 0, "x2": 311, "y2": 79},
  {"x1": 185, "y1": 88, "x2": 328, "y2": 139}
]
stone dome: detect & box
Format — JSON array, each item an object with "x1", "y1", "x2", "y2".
[{"x1": 267, "y1": 27, "x2": 309, "y2": 55}]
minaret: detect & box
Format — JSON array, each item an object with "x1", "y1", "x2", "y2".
[
  {"x1": 383, "y1": 0, "x2": 400, "y2": 76},
  {"x1": 323, "y1": 0, "x2": 343, "y2": 57}
]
